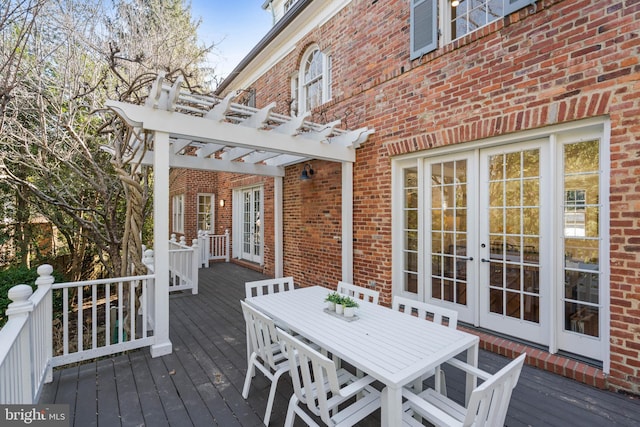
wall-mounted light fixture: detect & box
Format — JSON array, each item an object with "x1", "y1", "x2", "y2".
[
  {"x1": 300, "y1": 163, "x2": 314, "y2": 180},
  {"x1": 219, "y1": 199, "x2": 225, "y2": 207},
  {"x1": 451, "y1": 0, "x2": 460, "y2": 6}
]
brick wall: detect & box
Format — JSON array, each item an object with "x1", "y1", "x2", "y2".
[{"x1": 223, "y1": 0, "x2": 640, "y2": 393}]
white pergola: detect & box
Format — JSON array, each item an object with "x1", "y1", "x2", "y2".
[{"x1": 105, "y1": 75, "x2": 374, "y2": 356}]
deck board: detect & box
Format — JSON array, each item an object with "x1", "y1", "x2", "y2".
[{"x1": 40, "y1": 262, "x2": 640, "y2": 426}]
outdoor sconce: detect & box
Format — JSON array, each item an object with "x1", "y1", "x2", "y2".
[
  {"x1": 452, "y1": 0, "x2": 460, "y2": 6},
  {"x1": 300, "y1": 163, "x2": 314, "y2": 180},
  {"x1": 219, "y1": 199, "x2": 225, "y2": 207}
]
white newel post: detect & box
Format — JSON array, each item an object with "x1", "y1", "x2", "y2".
[
  {"x1": 151, "y1": 130, "x2": 172, "y2": 357},
  {"x1": 35, "y1": 265, "x2": 54, "y2": 384},
  {"x1": 191, "y1": 239, "x2": 199, "y2": 295},
  {"x1": 143, "y1": 249, "x2": 156, "y2": 330},
  {"x1": 6, "y1": 284, "x2": 35, "y2": 403},
  {"x1": 225, "y1": 229, "x2": 230, "y2": 262},
  {"x1": 198, "y1": 230, "x2": 208, "y2": 267}
]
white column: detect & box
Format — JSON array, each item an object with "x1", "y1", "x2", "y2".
[
  {"x1": 150, "y1": 131, "x2": 172, "y2": 357},
  {"x1": 341, "y1": 162, "x2": 353, "y2": 282},
  {"x1": 274, "y1": 176, "x2": 284, "y2": 277}
]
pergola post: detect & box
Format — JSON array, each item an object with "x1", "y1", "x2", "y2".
[
  {"x1": 150, "y1": 130, "x2": 172, "y2": 357},
  {"x1": 274, "y1": 176, "x2": 284, "y2": 277},
  {"x1": 342, "y1": 162, "x2": 353, "y2": 283}
]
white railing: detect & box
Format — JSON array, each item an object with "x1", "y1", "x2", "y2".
[
  {"x1": 198, "y1": 229, "x2": 230, "y2": 266},
  {"x1": 168, "y1": 234, "x2": 199, "y2": 294},
  {"x1": 51, "y1": 274, "x2": 155, "y2": 367},
  {"x1": 0, "y1": 265, "x2": 53, "y2": 404},
  {"x1": 0, "y1": 265, "x2": 157, "y2": 404}
]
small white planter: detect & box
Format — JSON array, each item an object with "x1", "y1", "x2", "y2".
[
  {"x1": 336, "y1": 304, "x2": 344, "y2": 315},
  {"x1": 326, "y1": 301, "x2": 336, "y2": 311},
  {"x1": 344, "y1": 306, "x2": 356, "y2": 318}
]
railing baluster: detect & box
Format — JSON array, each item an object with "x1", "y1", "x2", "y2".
[
  {"x1": 142, "y1": 279, "x2": 148, "y2": 337},
  {"x1": 118, "y1": 281, "x2": 123, "y2": 343},
  {"x1": 105, "y1": 283, "x2": 110, "y2": 347},
  {"x1": 77, "y1": 286, "x2": 83, "y2": 352},
  {"x1": 63, "y1": 288, "x2": 69, "y2": 355},
  {"x1": 92, "y1": 284, "x2": 97, "y2": 349},
  {"x1": 130, "y1": 280, "x2": 135, "y2": 341}
]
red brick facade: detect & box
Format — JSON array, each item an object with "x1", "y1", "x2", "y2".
[{"x1": 183, "y1": 0, "x2": 639, "y2": 393}]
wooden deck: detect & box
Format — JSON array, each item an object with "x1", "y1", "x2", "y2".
[{"x1": 40, "y1": 263, "x2": 640, "y2": 426}]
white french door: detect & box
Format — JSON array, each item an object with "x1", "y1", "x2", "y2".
[
  {"x1": 422, "y1": 141, "x2": 550, "y2": 344},
  {"x1": 478, "y1": 141, "x2": 549, "y2": 344},
  {"x1": 425, "y1": 153, "x2": 477, "y2": 323},
  {"x1": 396, "y1": 122, "x2": 608, "y2": 363},
  {"x1": 234, "y1": 186, "x2": 263, "y2": 264}
]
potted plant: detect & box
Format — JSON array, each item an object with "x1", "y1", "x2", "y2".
[
  {"x1": 342, "y1": 297, "x2": 359, "y2": 318},
  {"x1": 325, "y1": 292, "x2": 342, "y2": 312},
  {"x1": 335, "y1": 295, "x2": 345, "y2": 315}
]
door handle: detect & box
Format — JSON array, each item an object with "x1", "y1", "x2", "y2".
[
  {"x1": 458, "y1": 256, "x2": 474, "y2": 261},
  {"x1": 481, "y1": 258, "x2": 491, "y2": 263}
]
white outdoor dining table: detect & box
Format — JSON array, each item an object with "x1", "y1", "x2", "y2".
[{"x1": 245, "y1": 286, "x2": 479, "y2": 427}]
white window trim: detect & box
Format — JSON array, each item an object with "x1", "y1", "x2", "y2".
[
  {"x1": 444, "y1": 0, "x2": 533, "y2": 43},
  {"x1": 197, "y1": 193, "x2": 215, "y2": 233},
  {"x1": 411, "y1": 0, "x2": 533, "y2": 58},
  {"x1": 297, "y1": 45, "x2": 332, "y2": 114},
  {"x1": 172, "y1": 194, "x2": 184, "y2": 234}
]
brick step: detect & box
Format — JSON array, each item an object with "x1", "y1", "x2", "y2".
[{"x1": 460, "y1": 326, "x2": 607, "y2": 389}]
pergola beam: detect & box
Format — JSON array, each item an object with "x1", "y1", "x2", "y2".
[
  {"x1": 106, "y1": 101, "x2": 357, "y2": 163},
  {"x1": 136, "y1": 151, "x2": 285, "y2": 177}
]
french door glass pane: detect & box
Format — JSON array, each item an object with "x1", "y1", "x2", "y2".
[
  {"x1": 430, "y1": 160, "x2": 468, "y2": 305},
  {"x1": 198, "y1": 195, "x2": 212, "y2": 231},
  {"x1": 403, "y1": 168, "x2": 418, "y2": 293},
  {"x1": 253, "y1": 189, "x2": 261, "y2": 256},
  {"x1": 487, "y1": 149, "x2": 540, "y2": 322},
  {"x1": 243, "y1": 192, "x2": 251, "y2": 253},
  {"x1": 563, "y1": 140, "x2": 600, "y2": 337}
]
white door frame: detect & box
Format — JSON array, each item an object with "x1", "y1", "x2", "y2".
[
  {"x1": 390, "y1": 118, "x2": 610, "y2": 369},
  {"x1": 478, "y1": 139, "x2": 550, "y2": 345},
  {"x1": 423, "y1": 152, "x2": 478, "y2": 324},
  {"x1": 232, "y1": 185, "x2": 264, "y2": 264}
]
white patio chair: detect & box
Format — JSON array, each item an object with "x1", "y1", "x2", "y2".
[
  {"x1": 276, "y1": 328, "x2": 382, "y2": 427},
  {"x1": 245, "y1": 276, "x2": 296, "y2": 298},
  {"x1": 393, "y1": 296, "x2": 458, "y2": 396},
  {"x1": 337, "y1": 281, "x2": 379, "y2": 304},
  {"x1": 402, "y1": 353, "x2": 526, "y2": 427},
  {"x1": 240, "y1": 301, "x2": 290, "y2": 426},
  {"x1": 244, "y1": 277, "x2": 296, "y2": 360}
]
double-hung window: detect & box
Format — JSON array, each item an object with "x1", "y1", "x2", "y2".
[
  {"x1": 293, "y1": 45, "x2": 332, "y2": 115},
  {"x1": 172, "y1": 194, "x2": 184, "y2": 234},
  {"x1": 197, "y1": 194, "x2": 214, "y2": 232},
  {"x1": 411, "y1": 0, "x2": 532, "y2": 59}
]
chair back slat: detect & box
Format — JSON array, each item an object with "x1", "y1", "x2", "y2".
[
  {"x1": 462, "y1": 353, "x2": 526, "y2": 427},
  {"x1": 393, "y1": 295, "x2": 458, "y2": 329},
  {"x1": 277, "y1": 328, "x2": 341, "y2": 426},
  {"x1": 245, "y1": 277, "x2": 295, "y2": 298},
  {"x1": 241, "y1": 301, "x2": 280, "y2": 370},
  {"x1": 337, "y1": 281, "x2": 379, "y2": 304}
]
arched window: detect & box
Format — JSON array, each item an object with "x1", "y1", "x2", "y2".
[{"x1": 294, "y1": 45, "x2": 331, "y2": 114}]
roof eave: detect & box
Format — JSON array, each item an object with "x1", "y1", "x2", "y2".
[{"x1": 214, "y1": 0, "x2": 314, "y2": 95}]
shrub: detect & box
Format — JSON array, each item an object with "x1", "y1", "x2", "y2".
[{"x1": 0, "y1": 265, "x2": 65, "y2": 328}]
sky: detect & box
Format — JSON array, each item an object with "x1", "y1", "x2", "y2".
[{"x1": 190, "y1": 0, "x2": 273, "y2": 81}]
